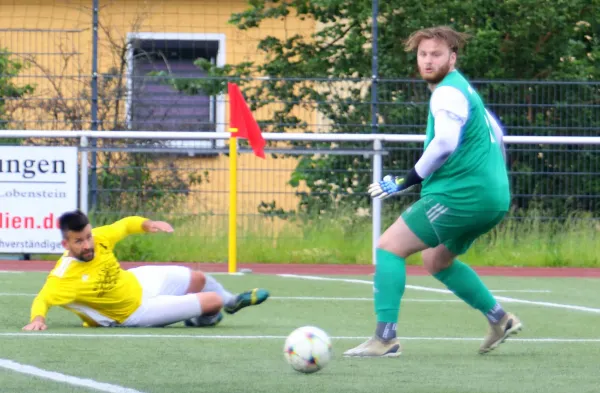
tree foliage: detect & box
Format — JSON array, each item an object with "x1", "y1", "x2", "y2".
[
  {"x1": 0, "y1": 49, "x2": 35, "y2": 136},
  {"x1": 168, "y1": 0, "x2": 600, "y2": 218}
]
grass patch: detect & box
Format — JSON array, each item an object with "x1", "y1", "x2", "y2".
[
  {"x1": 463, "y1": 212, "x2": 600, "y2": 267},
  {"x1": 1, "y1": 273, "x2": 600, "y2": 393},
  {"x1": 109, "y1": 211, "x2": 374, "y2": 264},
  {"x1": 29, "y1": 209, "x2": 600, "y2": 267}
]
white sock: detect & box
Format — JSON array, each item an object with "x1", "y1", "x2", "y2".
[{"x1": 202, "y1": 274, "x2": 236, "y2": 307}]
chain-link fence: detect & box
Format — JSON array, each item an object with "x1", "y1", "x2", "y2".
[
  {"x1": 2, "y1": 131, "x2": 600, "y2": 264},
  {"x1": 1, "y1": 1, "x2": 599, "y2": 261}
]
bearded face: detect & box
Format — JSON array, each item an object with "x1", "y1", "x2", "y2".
[
  {"x1": 416, "y1": 38, "x2": 457, "y2": 85},
  {"x1": 62, "y1": 224, "x2": 95, "y2": 262}
]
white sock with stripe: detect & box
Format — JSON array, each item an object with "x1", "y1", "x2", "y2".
[{"x1": 202, "y1": 274, "x2": 236, "y2": 307}]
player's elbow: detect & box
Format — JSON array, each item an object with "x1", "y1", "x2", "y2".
[
  {"x1": 114, "y1": 216, "x2": 149, "y2": 234},
  {"x1": 432, "y1": 136, "x2": 459, "y2": 158}
]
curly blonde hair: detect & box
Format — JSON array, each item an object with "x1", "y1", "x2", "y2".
[{"x1": 404, "y1": 26, "x2": 471, "y2": 53}]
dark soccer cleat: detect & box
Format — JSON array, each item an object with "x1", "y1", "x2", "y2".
[
  {"x1": 224, "y1": 288, "x2": 270, "y2": 315},
  {"x1": 184, "y1": 312, "x2": 223, "y2": 327}
]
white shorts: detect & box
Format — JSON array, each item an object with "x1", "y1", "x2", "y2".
[{"x1": 120, "y1": 265, "x2": 202, "y2": 327}]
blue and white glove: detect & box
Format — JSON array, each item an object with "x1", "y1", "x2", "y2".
[
  {"x1": 368, "y1": 175, "x2": 411, "y2": 200},
  {"x1": 368, "y1": 169, "x2": 423, "y2": 200}
]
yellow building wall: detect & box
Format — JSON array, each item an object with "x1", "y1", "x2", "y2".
[{"x1": 0, "y1": 0, "x2": 318, "y2": 218}]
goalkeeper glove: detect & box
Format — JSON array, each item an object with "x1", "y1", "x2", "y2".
[{"x1": 367, "y1": 169, "x2": 423, "y2": 200}]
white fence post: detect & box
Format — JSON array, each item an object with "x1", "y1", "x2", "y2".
[
  {"x1": 372, "y1": 139, "x2": 383, "y2": 265},
  {"x1": 79, "y1": 136, "x2": 89, "y2": 214}
]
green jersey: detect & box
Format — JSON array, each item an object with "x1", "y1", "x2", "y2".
[{"x1": 420, "y1": 70, "x2": 510, "y2": 211}]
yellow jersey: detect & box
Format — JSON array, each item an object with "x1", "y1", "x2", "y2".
[{"x1": 30, "y1": 216, "x2": 148, "y2": 326}]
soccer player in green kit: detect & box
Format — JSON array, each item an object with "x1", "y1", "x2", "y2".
[{"x1": 344, "y1": 26, "x2": 523, "y2": 358}]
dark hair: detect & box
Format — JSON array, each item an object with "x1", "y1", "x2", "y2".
[{"x1": 59, "y1": 210, "x2": 90, "y2": 238}]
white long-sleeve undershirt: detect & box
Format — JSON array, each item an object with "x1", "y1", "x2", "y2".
[{"x1": 414, "y1": 85, "x2": 506, "y2": 179}]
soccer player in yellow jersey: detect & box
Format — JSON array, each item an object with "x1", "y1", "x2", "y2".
[{"x1": 22, "y1": 210, "x2": 269, "y2": 330}]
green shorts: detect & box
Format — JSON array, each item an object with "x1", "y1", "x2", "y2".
[{"x1": 401, "y1": 196, "x2": 507, "y2": 255}]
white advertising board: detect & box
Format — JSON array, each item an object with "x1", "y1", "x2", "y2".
[{"x1": 0, "y1": 146, "x2": 79, "y2": 254}]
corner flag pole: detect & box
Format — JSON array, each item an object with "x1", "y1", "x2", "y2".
[
  {"x1": 226, "y1": 81, "x2": 265, "y2": 274},
  {"x1": 228, "y1": 128, "x2": 238, "y2": 274}
]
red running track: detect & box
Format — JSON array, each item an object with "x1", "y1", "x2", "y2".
[{"x1": 1, "y1": 260, "x2": 600, "y2": 277}]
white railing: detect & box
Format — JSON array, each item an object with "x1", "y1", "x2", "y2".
[
  {"x1": 3, "y1": 130, "x2": 600, "y2": 264},
  {"x1": 5, "y1": 130, "x2": 600, "y2": 144}
]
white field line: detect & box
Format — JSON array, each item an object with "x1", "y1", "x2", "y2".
[
  {"x1": 270, "y1": 296, "x2": 460, "y2": 302},
  {"x1": 0, "y1": 272, "x2": 236, "y2": 276},
  {"x1": 0, "y1": 292, "x2": 538, "y2": 302},
  {"x1": 277, "y1": 274, "x2": 600, "y2": 314},
  {"x1": 490, "y1": 289, "x2": 552, "y2": 293},
  {"x1": 207, "y1": 272, "x2": 245, "y2": 276},
  {"x1": 0, "y1": 293, "x2": 459, "y2": 303},
  {"x1": 0, "y1": 358, "x2": 145, "y2": 393},
  {"x1": 1, "y1": 333, "x2": 600, "y2": 343},
  {"x1": 0, "y1": 293, "x2": 35, "y2": 296}
]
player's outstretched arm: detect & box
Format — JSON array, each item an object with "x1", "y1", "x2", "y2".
[
  {"x1": 97, "y1": 216, "x2": 173, "y2": 245},
  {"x1": 368, "y1": 87, "x2": 465, "y2": 200},
  {"x1": 141, "y1": 220, "x2": 174, "y2": 233},
  {"x1": 22, "y1": 276, "x2": 75, "y2": 331},
  {"x1": 368, "y1": 111, "x2": 462, "y2": 200}
]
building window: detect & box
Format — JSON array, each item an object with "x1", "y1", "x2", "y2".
[{"x1": 126, "y1": 33, "x2": 226, "y2": 151}]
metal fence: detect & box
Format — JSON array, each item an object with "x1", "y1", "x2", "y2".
[
  {"x1": 1, "y1": 1, "x2": 600, "y2": 261},
  {"x1": 3, "y1": 73, "x2": 599, "y2": 219},
  {"x1": 2, "y1": 131, "x2": 600, "y2": 263}
]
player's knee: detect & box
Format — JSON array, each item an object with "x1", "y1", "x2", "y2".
[
  {"x1": 422, "y1": 254, "x2": 439, "y2": 274},
  {"x1": 187, "y1": 270, "x2": 207, "y2": 294},
  {"x1": 376, "y1": 237, "x2": 402, "y2": 258},
  {"x1": 424, "y1": 261, "x2": 452, "y2": 275},
  {"x1": 197, "y1": 292, "x2": 223, "y2": 315},
  {"x1": 422, "y1": 247, "x2": 454, "y2": 274},
  {"x1": 377, "y1": 224, "x2": 404, "y2": 255},
  {"x1": 378, "y1": 218, "x2": 426, "y2": 259},
  {"x1": 377, "y1": 240, "x2": 412, "y2": 259}
]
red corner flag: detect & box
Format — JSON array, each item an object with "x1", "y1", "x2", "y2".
[{"x1": 228, "y1": 82, "x2": 265, "y2": 159}]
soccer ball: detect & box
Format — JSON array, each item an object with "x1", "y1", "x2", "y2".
[{"x1": 283, "y1": 326, "x2": 333, "y2": 374}]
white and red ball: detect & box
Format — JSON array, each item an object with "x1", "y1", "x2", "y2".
[{"x1": 283, "y1": 326, "x2": 333, "y2": 373}]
